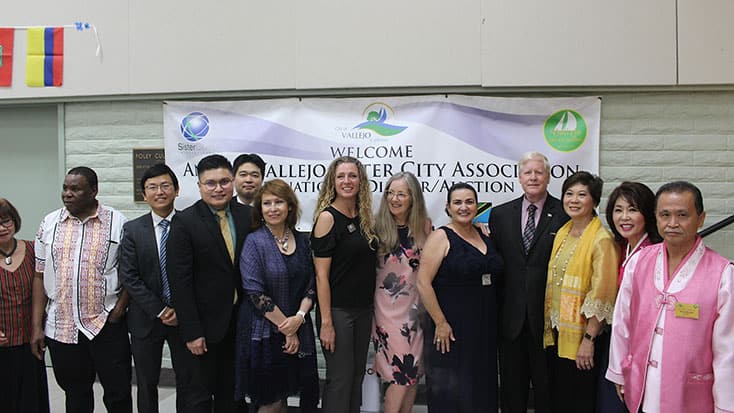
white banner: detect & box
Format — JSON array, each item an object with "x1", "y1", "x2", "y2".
[{"x1": 164, "y1": 95, "x2": 600, "y2": 230}]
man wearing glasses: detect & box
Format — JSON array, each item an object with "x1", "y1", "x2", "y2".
[
  {"x1": 119, "y1": 163, "x2": 198, "y2": 413},
  {"x1": 167, "y1": 154, "x2": 252, "y2": 412}
]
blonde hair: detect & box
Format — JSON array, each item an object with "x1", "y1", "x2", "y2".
[
  {"x1": 313, "y1": 156, "x2": 377, "y2": 247},
  {"x1": 375, "y1": 172, "x2": 429, "y2": 257}
]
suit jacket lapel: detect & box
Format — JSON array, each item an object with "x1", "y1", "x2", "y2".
[
  {"x1": 510, "y1": 196, "x2": 525, "y2": 253},
  {"x1": 532, "y1": 196, "x2": 557, "y2": 247},
  {"x1": 141, "y1": 215, "x2": 163, "y2": 289}
]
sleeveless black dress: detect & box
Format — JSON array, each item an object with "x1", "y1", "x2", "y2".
[{"x1": 423, "y1": 226, "x2": 503, "y2": 412}]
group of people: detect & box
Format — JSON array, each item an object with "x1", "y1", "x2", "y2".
[{"x1": 0, "y1": 150, "x2": 731, "y2": 413}]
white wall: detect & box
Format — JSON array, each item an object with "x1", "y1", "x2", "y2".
[{"x1": 2, "y1": 0, "x2": 734, "y2": 100}]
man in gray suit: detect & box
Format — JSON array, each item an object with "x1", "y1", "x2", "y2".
[
  {"x1": 489, "y1": 152, "x2": 569, "y2": 413},
  {"x1": 120, "y1": 163, "x2": 195, "y2": 413}
]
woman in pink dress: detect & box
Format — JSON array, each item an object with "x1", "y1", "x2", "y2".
[
  {"x1": 372, "y1": 172, "x2": 431, "y2": 413},
  {"x1": 598, "y1": 181, "x2": 661, "y2": 413}
]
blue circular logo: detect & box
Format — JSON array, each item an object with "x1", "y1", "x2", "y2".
[{"x1": 180, "y1": 112, "x2": 210, "y2": 142}]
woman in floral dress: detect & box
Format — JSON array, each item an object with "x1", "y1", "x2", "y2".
[{"x1": 372, "y1": 172, "x2": 431, "y2": 413}]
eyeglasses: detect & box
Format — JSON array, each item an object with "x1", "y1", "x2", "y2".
[
  {"x1": 144, "y1": 183, "x2": 174, "y2": 192},
  {"x1": 200, "y1": 178, "x2": 233, "y2": 191},
  {"x1": 386, "y1": 191, "x2": 409, "y2": 200},
  {"x1": 0, "y1": 218, "x2": 13, "y2": 228}
]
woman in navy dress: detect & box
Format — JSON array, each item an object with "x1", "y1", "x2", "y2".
[
  {"x1": 417, "y1": 183, "x2": 503, "y2": 412},
  {"x1": 234, "y1": 180, "x2": 319, "y2": 412}
]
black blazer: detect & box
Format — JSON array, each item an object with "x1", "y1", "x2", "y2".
[
  {"x1": 119, "y1": 212, "x2": 175, "y2": 339},
  {"x1": 167, "y1": 200, "x2": 251, "y2": 344},
  {"x1": 488, "y1": 194, "x2": 569, "y2": 341}
]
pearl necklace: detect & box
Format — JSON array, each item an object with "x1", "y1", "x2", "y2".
[
  {"x1": 551, "y1": 233, "x2": 579, "y2": 287},
  {"x1": 266, "y1": 225, "x2": 290, "y2": 251},
  {"x1": 0, "y1": 238, "x2": 18, "y2": 265}
]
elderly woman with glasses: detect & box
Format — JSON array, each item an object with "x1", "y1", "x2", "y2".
[
  {"x1": 371, "y1": 172, "x2": 432, "y2": 413},
  {"x1": 0, "y1": 198, "x2": 50, "y2": 413}
]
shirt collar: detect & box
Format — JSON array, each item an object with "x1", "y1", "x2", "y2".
[
  {"x1": 522, "y1": 192, "x2": 548, "y2": 212},
  {"x1": 60, "y1": 203, "x2": 102, "y2": 224},
  {"x1": 207, "y1": 204, "x2": 231, "y2": 216},
  {"x1": 151, "y1": 210, "x2": 175, "y2": 226}
]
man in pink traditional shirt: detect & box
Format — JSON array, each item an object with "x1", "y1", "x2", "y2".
[{"x1": 606, "y1": 181, "x2": 734, "y2": 413}]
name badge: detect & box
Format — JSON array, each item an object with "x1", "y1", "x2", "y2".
[
  {"x1": 675, "y1": 303, "x2": 699, "y2": 319},
  {"x1": 482, "y1": 274, "x2": 492, "y2": 286}
]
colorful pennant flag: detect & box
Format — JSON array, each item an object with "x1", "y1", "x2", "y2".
[
  {"x1": 26, "y1": 27, "x2": 64, "y2": 87},
  {"x1": 0, "y1": 28, "x2": 14, "y2": 87}
]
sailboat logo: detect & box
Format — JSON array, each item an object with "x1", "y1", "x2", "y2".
[
  {"x1": 553, "y1": 111, "x2": 578, "y2": 132},
  {"x1": 543, "y1": 109, "x2": 587, "y2": 152}
]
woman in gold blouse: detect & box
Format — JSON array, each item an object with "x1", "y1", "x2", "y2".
[{"x1": 543, "y1": 171, "x2": 620, "y2": 413}]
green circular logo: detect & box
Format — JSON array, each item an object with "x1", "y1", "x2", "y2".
[{"x1": 544, "y1": 110, "x2": 587, "y2": 152}]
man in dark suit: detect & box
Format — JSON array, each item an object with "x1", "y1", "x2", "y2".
[
  {"x1": 120, "y1": 163, "x2": 197, "y2": 413},
  {"x1": 167, "y1": 154, "x2": 252, "y2": 413},
  {"x1": 489, "y1": 152, "x2": 569, "y2": 413}
]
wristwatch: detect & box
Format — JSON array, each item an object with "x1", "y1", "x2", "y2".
[
  {"x1": 583, "y1": 332, "x2": 596, "y2": 342},
  {"x1": 296, "y1": 310, "x2": 307, "y2": 321}
]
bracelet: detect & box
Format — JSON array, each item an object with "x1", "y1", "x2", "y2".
[{"x1": 296, "y1": 310, "x2": 306, "y2": 321}]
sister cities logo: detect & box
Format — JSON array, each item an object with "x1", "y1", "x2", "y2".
[
  {"x1": 353, "y1": 102, "x2": 408, "y2": 137},
  {"x1": 543, "y1": 109, "x2": 587, "y2": 152}
]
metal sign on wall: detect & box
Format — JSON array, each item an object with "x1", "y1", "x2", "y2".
[{"x1": 133, "y1": 148, "x2": 165, "y2": 202}]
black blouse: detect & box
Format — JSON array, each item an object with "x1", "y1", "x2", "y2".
[{"x1": 310, "y1": 206, "x2": 376, "y2": 308}]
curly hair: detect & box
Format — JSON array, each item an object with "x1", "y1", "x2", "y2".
[
  {"x1": 374, "y1": 172, "x2": 430, "y2": 257},
  {"x1": 313, "y1": 156, "x2": 377, "y2": 247}
]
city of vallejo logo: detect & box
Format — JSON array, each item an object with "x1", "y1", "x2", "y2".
[
  {"x1": 543, "y1": 109, "x2": 587, "y2": 152},
  {"x1": 354, "y1": 103, "x2": 408, "y2": 137},
  {"x1": 180, "y1": 112, "x2": 210, "y2": 142}
]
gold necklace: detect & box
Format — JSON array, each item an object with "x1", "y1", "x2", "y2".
[{"x1": 551, "y1": 233, "x2": 579, "y2": 287}]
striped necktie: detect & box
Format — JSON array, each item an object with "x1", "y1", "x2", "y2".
[
  {"x1": 159, "y1": 219, "x2": 172, "y2": 305},
  {"x1": 522, "y1": 204, "x2": 537, "y2": 253}
]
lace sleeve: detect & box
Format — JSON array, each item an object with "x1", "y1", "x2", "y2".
[{"x1": 248, "y1": 292, "x2": 275, "y2": 316}]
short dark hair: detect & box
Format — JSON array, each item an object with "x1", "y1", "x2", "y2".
[
  {"x1": 656, "y1": 181, "x2": 704, "y2": 214},
  {"x1": 67, "y1": 166, "x2": 98, "y2": 190},
  {"x1": 197, "y1": 154, "x2": 232, "y2": 178},
  {"x1": 251, "y1": 179, "x2": 301, "y2": 231},
  {"x1": 0, "y1": 198, "x2": 22, "y2": 232},
  {"x1": 233, "y1": 153, "x2": 266, "y2": 176},
  {"x1": 562, "y1": 171, "x2": 603, "y2": 207},
  {"x1": 605, "y1": 181, "x2": 661, "y2": 243},
  {"x1": 445, "y1": 182, "x2": 478, "y2": 217},
  {"x1": 140, "y1": 163, "x2": 179, "y2": 193}
]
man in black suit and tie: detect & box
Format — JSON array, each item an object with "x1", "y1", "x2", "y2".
[
  {"x1": 167, "y1": 154, "x2": 251, "y2": 413},
  {"x1": 489, "y1": 152, "x2": 569, "y2": 413},
  {"x1": 120, "y1": 163, "x2": 197, "y2": 413}
]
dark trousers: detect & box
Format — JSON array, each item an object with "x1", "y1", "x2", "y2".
[
  {"x1": 130, "y1": 322, "x2": 198, "y2": 413},
  {"x1": 0, "y1": 343, "x2": 50, "y2": 413},
  {"x1": 499, "y1": 318, "x2": 551, "y2": 413},
  {"x1": 317, "y1": 306, "x2": 373, "y2": 413},
  {"x1": 186, "y1": 309, "x2": 243, "y2": 413},
  {"x1": 47, "y1": 319, "x2": 132, "y2": 413},
  {"x1": 595, "y1": 331, "x2": 628, "y2": 413},
  {"x1": 546, "y1": 339, "x2": 603, "y2": 413}
]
